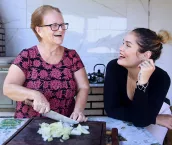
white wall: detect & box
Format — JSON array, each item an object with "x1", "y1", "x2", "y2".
[
  {"x1": 0, "y1": 0, "x2": 171, "y2": 103},
  {"x1": 149, "y1": 0, "x2": 172, "y2": 103},
  {"x1": 0, "y1": 0, "x2": 148, "y2": 72}
]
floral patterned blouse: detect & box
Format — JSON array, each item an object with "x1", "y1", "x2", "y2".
[{"x1": 13, "y1": 45, "x2": 84, "y2": 118}]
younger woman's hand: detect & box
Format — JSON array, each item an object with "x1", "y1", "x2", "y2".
[
  {"x1": 156, "y1": 114, "x2": 172, "y2": 129},
  {"x1": 138, "y1": 59, "x2": 155, "y2": 85}
]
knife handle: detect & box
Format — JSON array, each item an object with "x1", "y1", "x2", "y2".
[
  {"x1": 112, "y1": 128, "x2": 119, "y2": 145},
  {"x1": 25, "y1": 99, "x2": 33, "y2": 107}
]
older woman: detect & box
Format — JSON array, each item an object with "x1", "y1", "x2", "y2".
[
  {"x1": 104, "y1": 28, "x2": 172, "y2": 144},
  {"x1": 3, "y1": 5, "x2": 89, "y2": 122}
]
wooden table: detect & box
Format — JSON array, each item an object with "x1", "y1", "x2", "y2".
[
  {"x1": 1, "y1": 116, "x2": 159, "y2": 145},
  {"x1": 88, "y1": 117, "x2": 159, "y2": 145},
  {"x1": 3, "y1": 117, "x2": 112, "y2": 145}
]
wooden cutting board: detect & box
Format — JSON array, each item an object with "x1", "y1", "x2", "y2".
[{"x1": 3, "y1": 117, "x2": 106, "y2": 145}]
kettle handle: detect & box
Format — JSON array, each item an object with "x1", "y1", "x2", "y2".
[{"x1": 93, "y1": 64, "x2": 106, "y2": 74}]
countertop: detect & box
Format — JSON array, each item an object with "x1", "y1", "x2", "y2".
[
  {"x1": 89, "y1": 83, "x2": 104, "y2": 87},
  {"x1": 0, "y1": 116, "x2": 160, "y2": 145}
]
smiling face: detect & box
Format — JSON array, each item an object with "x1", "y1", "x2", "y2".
[
  {"x1": 117, "y1": 32, "x2": 144, "y2": 68},
  {"x1": 36, "y1": 10, "x2": 65, "y2": 45}
]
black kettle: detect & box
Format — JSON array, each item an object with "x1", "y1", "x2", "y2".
[{"x1": 88, "y1": 64, "x2": 106, "y2": 84}]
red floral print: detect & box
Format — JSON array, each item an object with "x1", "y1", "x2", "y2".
[
  {"x1": 33, "y1": 80, "x2": 41, "y2": 89},
  {"x1": 63, "y1": 57, "x2": 72, "y2": 66},
  {"x1": 40, "y1": 70, "x2": 48, "y2": 79},
  {"x1": 55, "y1": 90, "x2": 63, "y2": 99},
  {"x1": 31, "y1": 68, "x2": 38, "y2": 79},
  {"x1": 21, "y1": 51, "x2": 28, "y2": 58},
  {"x1": 44, "y1": 90, "x2": 53, "y2": 100},
  {"x1": 22, "y1": 105, "x2": 29, "y2": 113},
  {"x1": 43, "y1": 81, "x2": 49, "y2": 89},
  {"x1": 14, "y1": 56, "x2": 22, "y2": 64},
  {"x1": 16, "y1": 112, "x2": 24, "y2": 118},
  {"x1": 63, "y1": 68, "x2": 72, "y2": 79},
  {"x1": 12, "y1": 46, "x2": 84, "y2": 118},
  {"x1": 50, "y1": 69, "x2": 61, "y2": 79},
  {"x1": 66, "y1": 90, "x2": 74, "y2": 98},
  {"x1": 26, "y1": 81, "x2": 34, "y2": 88},
  {"x1": 49, "y1": 98, "x2": 60, "y2": 109},
  {"x1": 50, "y1": 80, "x2": 60, "y2": 90},
  {"x1": 33, "y1": 60, "x2": 41, "y2": 67}
]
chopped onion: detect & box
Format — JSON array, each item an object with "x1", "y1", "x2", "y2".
[
  {"x1": 82, "y1": 125, "x2": 89, "y2": 130},
  {"x1": 38, "y1": 121, "x2": 90, "y2": 142},
  {"x1": 70, "y1": 128, "x2": 81, "y2": 135},
  {"x1": 76, "y1": 124, "x2": 90, "y2": 134}
]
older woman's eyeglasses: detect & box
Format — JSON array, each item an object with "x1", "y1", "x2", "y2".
[{"x1": 39, "y1": 23, "x2": 69, "y2": 31}]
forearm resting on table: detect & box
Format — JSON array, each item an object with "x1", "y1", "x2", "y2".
[
  {"x1": 74, "y1": 88, "x2": 89, "y2": 112},
  {"x1": 156, "y1": 115, "x2": 162, "y2": 125},
  {"x1": 3, "y1": 84, "x2": 36, "y2": 102},
  {"x1": 156, "y1": 114, "x2": 169, "y2": 127},
  {"x1": 155, "y1": 114, "x2": 172, "y2": 130}
]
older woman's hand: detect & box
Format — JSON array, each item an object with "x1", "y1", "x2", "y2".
[
  {"x1": 25, "y1": 91, "x2": 50, "y2": 114},
  {"x1": 156, "y1": 114, "x2": 172, "y2": 130},
  {"x1": 70, "y1": 111, "x2": 87, "y2": 122}
]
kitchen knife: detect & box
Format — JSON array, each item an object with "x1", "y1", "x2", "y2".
[{"x1": 25, "y1": 99, "x2": 79, "y2": 124}]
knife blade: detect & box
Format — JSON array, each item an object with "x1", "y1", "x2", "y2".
[
  {"x1": 43, "y1": 110, "x2": 79, "y2": 124},
  {"x1": 25, "y1": 99, "x2": 79, "y2": 124}
]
